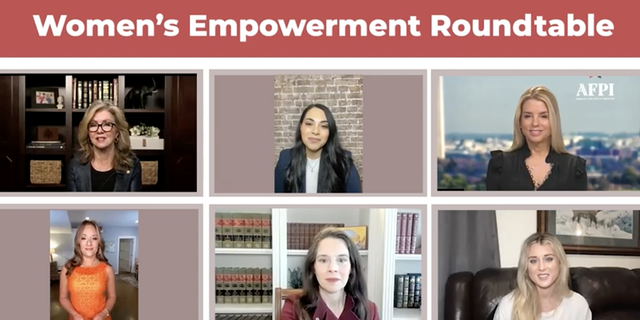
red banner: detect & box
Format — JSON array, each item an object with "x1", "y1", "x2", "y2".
[{"x1": 0, "y1": 0, "x2": 633, "y2": 57}]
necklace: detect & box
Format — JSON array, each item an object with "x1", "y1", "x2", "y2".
[{"x1": 308, "y1": 158, "x2": 319, "y2": 172}]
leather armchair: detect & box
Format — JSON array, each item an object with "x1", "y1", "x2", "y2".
[{"x1": 444, "y1": 267, "x2": 640, "y2": 320}]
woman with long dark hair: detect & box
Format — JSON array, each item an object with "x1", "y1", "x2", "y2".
[
  {"x1": 275, "y1": 104, "x2": 362, "y2": 193},
  {"x1": 59, "y1": 220, "x2": 116, "y2": 320},
  {"x1": 281, "y1": 228, "x2": 380, "y2": 320}
]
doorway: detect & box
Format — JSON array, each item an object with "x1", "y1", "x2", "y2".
[{"x1": 117, "y1": 237, "x2": 136, "y2": 274}]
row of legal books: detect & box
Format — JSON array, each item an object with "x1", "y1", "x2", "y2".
[
  {"x1": 396, "y1": 212, "x2": 420, "y2": 254},
  {"x1": 27, "y1": 141, "x2": 65, "y2": 149},
  {"x1": 215, "y1": 213, "x2": 272, "y2": 249},
  {"x1": 287, "y1": 223, "x2": 346, "y2": 250},
  {"x1": 72, "y1": 77, "x2": 119, "y2": 109},
  {"x1": 215, "y1": 315, "x2": 272, "y2": 320},
  {"x1": 394, "y1": 273, "x2": 422, "y2": 309},
  {"x1": 215, "y1": 267, "x2": 273, "y2": 304}
]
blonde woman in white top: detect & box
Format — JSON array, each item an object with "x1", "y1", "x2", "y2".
[{"x1": 493, "y1": 232, "x2": 592, "y2": 320}]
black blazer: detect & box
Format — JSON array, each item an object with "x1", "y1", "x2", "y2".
[
  {"x1": 67, "y1": 154, "x2": 143, "y2": 192},
  {"x1": 274, "y1": 148, "x2": 362, "y2": 193},
  {"x1": 486, "y1": 146, "x2": 588, "y2": 191}
]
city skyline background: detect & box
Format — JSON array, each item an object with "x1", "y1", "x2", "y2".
[{"x1": 437, "y1": 75, "x2": 640, "y2": 191}]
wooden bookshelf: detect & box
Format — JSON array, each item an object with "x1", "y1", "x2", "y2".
[
  {"x1": 0, "y1": 73, "x2": 198, "y2": 192},
  {"x1": 212, "y1": 208, "x2": 423, "y2": 320}
]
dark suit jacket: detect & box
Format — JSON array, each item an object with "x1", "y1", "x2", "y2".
[
  {"x1": 274, "y1": 148, "x2": 362, "y2": 193},
  {"x1": 486, "y1": 145, "x2": 588, "y2": 191},
  {"x1": 281, "y1": 294, "x2": 380, "y2": 320},
  {"x1": 67, "y1": 154, "x2": 143, "y2": 192}
]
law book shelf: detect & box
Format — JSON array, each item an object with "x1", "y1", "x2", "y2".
[
  {"x1": 213, "y1": 208, "x2": 423, "y2": 320},
  {"x1": 0, "y1": 73, "x2": 197, "y2": 192}
]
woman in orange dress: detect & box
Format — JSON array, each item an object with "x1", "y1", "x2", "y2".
[{"x1": 59, "y1": 220, "x2": 116, "y2": 320}]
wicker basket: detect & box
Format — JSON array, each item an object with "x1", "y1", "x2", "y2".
[
  {"x1": 30, "y1": 160, "x2": 62, "y2": 184},
  {"x1": 140, "y1": 161, "x2": 158, "y2": 185}
]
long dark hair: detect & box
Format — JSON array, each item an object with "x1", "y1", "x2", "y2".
[
  {"x1": 294, "y1": 228, "x2": 370, "y2": 320},
  {"x1": 64, "y1": 220, "x2": 110, "y2": 277},
  {"x1": 284, "y1": 104, "x2": 353, "y2": 193}
]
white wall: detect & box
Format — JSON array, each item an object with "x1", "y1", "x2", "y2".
[
  {"x1": 496, "y1": 210, "x2": 640, "y2": 269},
  {"x1": 101, "y1": 227, "x2": 139, "y2": 273},
  {"x1": 50, "y1": 233, "x2": 75, "y2": 268}
]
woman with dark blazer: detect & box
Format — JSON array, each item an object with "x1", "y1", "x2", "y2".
[
  {"x1": 486, "y1": 85, "x2": 588, "y2": 191},
  {"x1": 68, "y1": 100, "x2": 142, "y2": 192},
  {"x1": 281, "y1": 228, "x2": 380, "y2": 320},
  {"x1": 275, "y1": 104, "x2": 362, "y2": 193}
]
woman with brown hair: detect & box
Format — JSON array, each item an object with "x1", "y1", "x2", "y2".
[
  {"x1": 68, "y1": 100, "x2": 142, "y2": 192},
  {"x1": 281, "y1": 227, "x2": 380, "y2": 320},
  {"x1": 59, "y1": 220, "x2": 116, "y2": 320},
  {"x1": 486, "y1": 85, "x2": 588, "y2": 191},
  {"x1": 493, "y1": 232, "x2": 592, "y2": 320}
]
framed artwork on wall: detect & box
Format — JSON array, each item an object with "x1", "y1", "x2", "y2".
[{"x1": 537, "y1": 210, "x2": 640, "y2": 256}]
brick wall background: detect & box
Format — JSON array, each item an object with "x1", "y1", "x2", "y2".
[{"x1": 274, "y1": 74, "x2": 364, "y2": 181}]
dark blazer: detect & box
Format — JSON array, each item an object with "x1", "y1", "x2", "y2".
[
  {"x1": 486, "y1": 145, "x2": 588, "y2": 191},
  {"x1": 274, "y1": 148, "x2": 362, "y2": 193},
  {"x1": 67, "y1": 153, "x2": 143, "y2": 192},
  {"x1": 281, "y1": 294, "x2": 380, "y2": 320}
]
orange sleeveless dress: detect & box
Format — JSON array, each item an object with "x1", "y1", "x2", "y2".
[{"x1": 67, "y1": 262, "x2": 111, "y2": 320}]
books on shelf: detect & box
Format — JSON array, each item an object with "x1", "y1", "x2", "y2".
[
  {"x1": 215, "y1": 267, "x2": 273, "y2": 304},
  {"x1": 393, "y1": 273, "x2": 422, "y2": 309},
  {"x1": 286, "y1": 222, "x2": 346, "y2": 250},
  {"x1": 72, "y1": 77, "x2": 119, "y2": 109},
  {"x1": 215, "y1": 213, "x2": 272, "y2": 249},
  {"x1": 396, "y1": 212, "x2": 420, "y2": 254}
]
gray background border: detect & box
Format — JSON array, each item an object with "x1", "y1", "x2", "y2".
[
  {"x1": 0, "y1": 203, "x2": 203, "y2": 320},
  {"x1": 210, "y1": 69, "x2": 428, "y2": 197}
]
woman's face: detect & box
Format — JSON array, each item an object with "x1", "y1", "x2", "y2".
[
  {"x1": 520, "y1": 99, "x2": 551, "y2": 145},
  {"x1": 314, "y1": 237, "x2": 352, "y2": 294},
  {"x1": 88, "y1": 110, "x2": 118, "y2": 150},
  {"x1": 78, "y1": 225, "x2": 99, "y2": 258},
  {"x1": 300, "y1": 107, "x2": 330, "y2": 153},
  {"x1": 526, "y1": 242, "x2": 560, "y2": 290}
]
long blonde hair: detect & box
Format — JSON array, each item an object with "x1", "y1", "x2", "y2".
[
  {"x1": 64, "y1": 220, "x2": 110, "y2": 277},
  {"x1": 77, "y1": 100, "x2": 134, "y2": 172},
  {"x1": 511, "y1": 232, "x2": 572, "y2": 320},
  {"x1": 507, "y1": 86, "x2": 568, "y2": 154}
]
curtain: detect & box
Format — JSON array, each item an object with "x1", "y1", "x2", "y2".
[{"x1": 437, "y1": 210, "x2": 501, "y2": 320}]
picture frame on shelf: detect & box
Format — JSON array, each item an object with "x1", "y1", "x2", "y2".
[
  {"x1": 537, "y1": 210, "x2": 640, "y2": 256},
  {"x1": 30, "y1": 87, "x2": 58, "y2": 108},
  {"x1": 336, "y1": 225, "x2": 368, "y2": 250}
]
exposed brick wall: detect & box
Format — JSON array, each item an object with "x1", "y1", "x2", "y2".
[{"x1": 274, "y1": 74, "x2": 364, "y2": 181}]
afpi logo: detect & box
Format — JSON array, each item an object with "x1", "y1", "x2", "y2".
[{"x1": 576, "y1": 76, "x2": 615, "y2": 101}]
